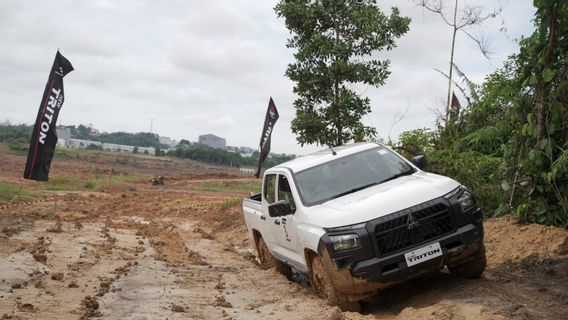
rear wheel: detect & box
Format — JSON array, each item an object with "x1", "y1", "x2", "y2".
[
  {"x1": 257, "y1": 236, "x2": 293, "y2": 280},
  {"x1": 449, "y1": 245, "x2": 487, "y2": 279},
  {"x1": 311, "y1": 256, "x2": 361, "y2": 312}
]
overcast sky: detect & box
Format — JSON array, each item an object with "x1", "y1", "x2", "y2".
[{"x1": 0, "y1": 0, "x2": 535, "y2": 155}]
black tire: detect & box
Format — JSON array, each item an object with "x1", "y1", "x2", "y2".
[
  {"x1": 311, "y1": 256, "x2": 361, "y2": 312},
  {"x1": 449, "y1": 245, "x2": 487, "y2": 279},
  {"x1": 257, "y1": 236, "x2": 293, "y2": 280}
]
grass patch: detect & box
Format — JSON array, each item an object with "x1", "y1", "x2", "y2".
[
  {"x1": 45, "y1": 176, "x2": 84, "y2": 190},
  {"x1": 220, "y1": 198, "x2": 242, "y2": 212},
  {"x1": 0, "y1": 141, "x2": 29, "y2": 156},
  {"x1": 199, "y1": 180, "x2": 261, "y2": 193},
  {"x1": 46, "y1": 174, "x2": 147, "y2": 191},
  {"x1": 0, "y1": 182, "x2": 39, "y2": 202}
]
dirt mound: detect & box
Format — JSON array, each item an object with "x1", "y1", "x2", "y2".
[{"x1": 484, "y1": 216, "x2": 568, "y2": 267}]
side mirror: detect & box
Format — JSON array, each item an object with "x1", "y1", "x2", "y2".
[
  {"x1": 412, "y1": 155, "x2": 427, "y2": 170},
  {"x1": 268, "y1": 200, "x2": 295, "y2": 217}
]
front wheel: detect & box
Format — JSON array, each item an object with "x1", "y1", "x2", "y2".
[
  {"x1": 449, "y1": 245, "x2": 487, "y2": 279},
  {"x1": 311, "y1": 256, "x2": 361, "y2": 312},
  {"x1": 256, "y1": 236, "x2": 293, "y2": 280}
]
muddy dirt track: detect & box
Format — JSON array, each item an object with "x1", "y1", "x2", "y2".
[{"x1": 0, "y1": 150, "x2": 567, "y2": 320}]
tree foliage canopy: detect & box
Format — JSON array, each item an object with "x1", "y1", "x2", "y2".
[
  {"x1": 169, "y1": 144, "x2": 295, "y2": 169},
  {"x1": 275, "y1": 0, "x2": 410, "y2": 147},
  {"x1": 394, "y1": 1, "x2": 568, "y2": 227},
  {"x1": 68, "y1": 125, "x2": 164, "y2": 148}
]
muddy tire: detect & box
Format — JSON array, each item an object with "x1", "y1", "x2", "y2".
[
  {"x1": 449, "y1": 245, "x2": 487, "y2": 279},
  {"x1": 311, "y1": 256, "x2": 361, "y2": 312},
  {"x1": 257, "y1": 237, "x2": 293, "y2": 280}
]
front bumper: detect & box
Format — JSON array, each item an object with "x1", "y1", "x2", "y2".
[
  {"x1": 319, "y1": 211, "x2": 484, "y2": 300},
  {"x1": 352, "y1": 222, "x2": 483, "y2": 282}
]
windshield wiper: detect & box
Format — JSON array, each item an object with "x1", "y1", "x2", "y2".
[
  {"x1": 325, "y1": 169, "x2": 416, "y2": 202},
  {"x1": 379, "y1": 168, "x2": 415, "y2": 184},
  {"x1": 328, "y1": 181, "x2": 381, "y2": 200}
]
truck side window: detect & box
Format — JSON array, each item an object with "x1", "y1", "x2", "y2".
[
  {"x1": 264, "y1": 174, "x2": 276, "y2": 204},
  {"x1": 278, "y1": 175, "x2": 296, "y2": 210}
]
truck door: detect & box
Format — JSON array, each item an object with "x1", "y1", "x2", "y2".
[
  {"x1": 260, "y1": 173, "x2": 280, "y2": 249},
  {"x1": 270, "y1": 173, "x2": 303, "y2": 265}
]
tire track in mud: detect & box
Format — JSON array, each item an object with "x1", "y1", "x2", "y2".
[
  {"x1": 97, "y1": 216, "x2": 343, "y2": 320},
  {"x1": 0, "y1": 218, "x2": 146, "y2": 319}
]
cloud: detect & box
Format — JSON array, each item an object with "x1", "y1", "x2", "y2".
[
  {"x1": 179, "y1": 1, "x2": 261, "y2": 39},
  {"x1": 169, "y1": 35, "x2": 272, "y2": 79},
  {"x1": 0, "y1": 0, "x2": 537, "y2": 155}
]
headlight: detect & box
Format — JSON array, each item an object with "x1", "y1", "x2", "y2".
[
  {"x1": 329, "y1": 234, "x2": 361, "y2": 251},
  {"x1": 457, "y1": 189, "x2": 475, "y2": 212},
  {"x1": 445, "y1": 186, "x2": 476, "y2": 212}
]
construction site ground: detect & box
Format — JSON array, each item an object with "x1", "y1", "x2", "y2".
[{"x1": 0, "y1": 147, "x2": 567, "y2": 320}]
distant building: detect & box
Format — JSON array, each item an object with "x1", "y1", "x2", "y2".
[
  {"x1": 159, "y1": 135, "x2": 178, "y2": 148},
  {"x1": 239, "y1": 168, "x2": 255, "y2": 174},
  {"x1": 103, "y1": 143, "x2": 135, "y2": 153},
  {"x1": 136, "y1": 146, "x2": 156, "y2": 155},
  {"x1": 65, "y1": 138, "x2": 155, "y2": 155},
  {"x1": 56, "y1": 127, "x2": 71, "y2": 147},
  {"x1": 239, "y1": 146, "x2": 255, "y2": 154},
  {"x1": 87, "y1": 123, "x2": 100, "y2": 135},
  {"x1": 198, "y1": 134, "x2": 226, "y2": 149},
  {"x1": 68, "y1": 138, "x2": 102, "y2": 149}
]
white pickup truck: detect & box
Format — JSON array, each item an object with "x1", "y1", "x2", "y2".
[{"x1": 242, "y1": 142, "x2": 485, "y2": 310}]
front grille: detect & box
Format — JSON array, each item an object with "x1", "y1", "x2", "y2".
[{"x1": 374, "y1": 202, "x2": 454, "y2": 256}]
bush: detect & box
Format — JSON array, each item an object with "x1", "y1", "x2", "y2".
[{"x1": 427, "y1": 150, "x2": 506, "y2": 212}]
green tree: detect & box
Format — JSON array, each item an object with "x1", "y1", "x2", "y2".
[
  {"x1": 399, "y1": 1, "x2": 568, "y2": 227},
  {"x1": 503, "y1": 0, "x2": 568, "y2": 225},
  {"x1": 275, "y1": 0, "x2": 410, "y2": 147}
]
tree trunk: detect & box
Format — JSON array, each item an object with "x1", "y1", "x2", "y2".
[
  {"x1": 333, "y1": 12, "x2": 341, "y2": 147},
  {"x1": 445, "y1": 0, "x2": 459, "y2": 121},
  {"x1": 536, "y1": 4, "x2": 557, "y2": 146}
]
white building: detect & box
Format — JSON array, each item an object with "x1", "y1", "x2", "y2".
[
  {"x1": 198, "y1": 134, "x2": 226, "y2": 149},
  {"x1": 56, "y1": 127, "x2": 71, "y2": 146},
  {"x1": 102, "y1": 143, "x2": 134, "y2": 153},
  {"x1": 65, "y1": 138, "x2": 155, "y2": 155},
  {"x1": 159, "y1": 135, "x2": 178, "y2": 148},
  {"x1": 68, "y1": 138, "x2": 102, "y2": 149}
]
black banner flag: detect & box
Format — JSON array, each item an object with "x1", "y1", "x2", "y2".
[
  {"x1": 255, "y1": 97, "x2": 279, "y2": 178},
  {"x1": 24, "y1": 51, "x2": 74, "y2": 181},
  {"x1": 451, "y1": 92, "x2": 461, "y2": 111}
]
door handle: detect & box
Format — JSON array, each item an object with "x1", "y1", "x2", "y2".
[
  {"x1": 260, "y1": 215, "x2": 266, "y2": 221},
  {"x1": 274, "y1": 219, "x2": 281, "y2": 225}
]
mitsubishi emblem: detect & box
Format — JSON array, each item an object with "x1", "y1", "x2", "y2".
[{"x1": 407, "y1": 214, "x2": 420, "y2": 230}]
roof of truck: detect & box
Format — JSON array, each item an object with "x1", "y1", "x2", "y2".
[{"x1": 270, "y1": 142, "x2": 381, "y2": 173}]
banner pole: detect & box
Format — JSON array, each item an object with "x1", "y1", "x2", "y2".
[{"x1": 17, "y1": 178, "x2": 24, "y2": 197}]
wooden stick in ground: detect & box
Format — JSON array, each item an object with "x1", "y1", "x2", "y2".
[{"x1": 17, "y1": 178, "x2": 24, "y2": 197}]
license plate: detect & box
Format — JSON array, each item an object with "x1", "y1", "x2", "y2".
[{"x1": 404, "y1": 242, "x2": 443, "y2": 267}]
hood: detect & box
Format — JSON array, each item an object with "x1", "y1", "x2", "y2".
[{"x1": 304, "y1": 171, "x2": 460, "y2": 229}]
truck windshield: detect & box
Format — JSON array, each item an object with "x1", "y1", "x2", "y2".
[{"x1": 295, "y1": 146, "x2": 415, "y2": 206}]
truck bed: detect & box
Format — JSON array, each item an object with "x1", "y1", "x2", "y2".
[
  {"x1": 245, "y1": 193, "x2": 261, "y2": 202},
  {"x1": 243, "y1": 193, "x2": 262, "y2": 210}
]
